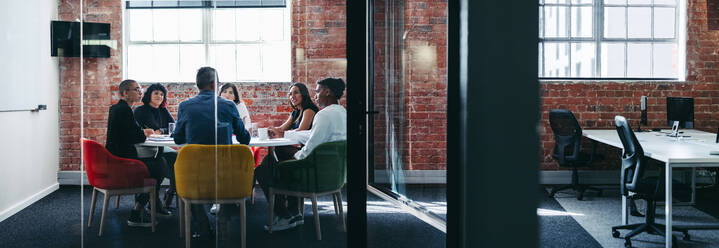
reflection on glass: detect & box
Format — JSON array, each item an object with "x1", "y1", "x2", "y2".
[
  {"x1": 571, "y1": 6, "x2": 592, "y2": 38},
  {"x1": 571, "y1": 43, "x2": 595, "y2": 77},
  {"x1": 544, "y1": 7, "x2": 568, "y2": 38},
  {"x1": 544, "y1": 42, "x2": 570, "y2": 77}
]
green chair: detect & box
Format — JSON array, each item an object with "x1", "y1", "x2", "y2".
[{"x1": 267, "y1": 140, "x2": 347, "y2": 240}]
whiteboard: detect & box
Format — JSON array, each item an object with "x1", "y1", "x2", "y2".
[{"x1": 0, "y1": 1, "x2": 57, "y2": 111}]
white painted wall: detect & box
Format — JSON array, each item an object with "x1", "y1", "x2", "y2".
[{"x1": 0, "y1": 0, "x2": 60, "y2": 222}]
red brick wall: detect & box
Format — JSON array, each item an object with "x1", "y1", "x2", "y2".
[
  {"x1": 404, "y1": 0, "x2": 447, "y2": 170},
  {"x1": 58, "y1": 0, "x2": 449, "y2": 172},
  {"x1": 58, "y1": 0, "x2": 351, "y2": 170},
  {"x1": 540, "y1": 0, "x2": 719, "y2": 170},
  {"x1": 58, "y1": 0, "x2": 123, "y2": 170}
]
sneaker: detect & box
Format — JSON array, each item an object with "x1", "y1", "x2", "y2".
[
  {"x1": 290, "y1": 213, "x2": 304, "y2": 226},
  {"x1": 210, "y1": 204, "x2": 220, "y2": 215},
  {"x1": 263, "y1": 216, "x2": 297, "y2": 231},
  {"x1": 127, "y1": 209, "x2": 154, "y2": 227}
]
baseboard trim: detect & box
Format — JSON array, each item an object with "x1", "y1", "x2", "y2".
[
  {"x1": 540, "y1": 170, "x2": 714, "y2": 185},
  {"x1": 373, "y1": 170, "x2": 446, "y2": 184},
  {"x1": 0, "y1": 183, "x2": 59, "y2": 223},
  {"x1": 58, "y1": 171, "x2": 169, "y2": 185}
]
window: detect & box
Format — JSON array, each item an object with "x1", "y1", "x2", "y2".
[
  {"x1": 538, "y1": 0, "x2": 684, "y2": 79},
  {"x1": 124, "y1": 1, "x2": 291, "y2": 82}
]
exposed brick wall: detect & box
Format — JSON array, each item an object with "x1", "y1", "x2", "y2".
[
  {"x1": 404, "y1": 0, "x2": 447, "y2": 170},
  {"x1": 540, "y1": 0, "x2": 719, "y2": 170},
  {"x1": 58, "y1": 0, "x2": 351, "y2": 171},
  {"x1": 58, "y1": 0, "x2": 123, "y2": 170}
]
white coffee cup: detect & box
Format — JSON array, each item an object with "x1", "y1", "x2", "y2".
[{"x1": 258, "y1": 128, "x2": 269, "y2": 140}]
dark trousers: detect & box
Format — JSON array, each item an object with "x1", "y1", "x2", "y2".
[
  {"x1": 254, "y1": 145, "x2": 301, "y2": 218},
  {"x1": 136, "y1": 157, "x2": 166, "y2": 208}
]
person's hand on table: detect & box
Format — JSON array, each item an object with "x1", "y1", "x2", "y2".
[
  {"x1": 143, "y1": 129, "x2": 154, "y2": 137},
  {"x1": 154, "y1": 129, "x2": 162, "y2": 135},
  {"x1": 268, "y1": 127, "x2": 284, "y2": 138}
]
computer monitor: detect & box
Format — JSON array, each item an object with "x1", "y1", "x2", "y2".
[{"x1": 666, "y1": 97, "x2": 694, "y2": 129}]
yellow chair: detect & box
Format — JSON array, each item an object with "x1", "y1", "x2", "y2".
[{"x1": 174, "y1": 144, "x2": 254, "y2": 248}]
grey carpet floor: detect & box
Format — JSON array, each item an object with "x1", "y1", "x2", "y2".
[{"x1": 553, "y1": 188, "x2": 719, "y2": 248}]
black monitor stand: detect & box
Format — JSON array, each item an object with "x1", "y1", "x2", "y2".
[{"x1": 636, "y1": 109, "x2": 648, "y2": 132}]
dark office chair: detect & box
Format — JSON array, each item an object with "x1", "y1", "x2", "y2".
[
  {"x1": 548, "y1": 109, "x2": 601, "y2": 200},
  {"x1": 611, "y1": 116, "x2": 689, "y2": 248}
]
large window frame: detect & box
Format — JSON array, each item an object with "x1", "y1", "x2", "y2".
[
  {"x1": 538, "y1": 0, "x2": 686, "y2": 80},
  {"x1": 123, "y1": 1, "x2": 292, "y2": 83}
]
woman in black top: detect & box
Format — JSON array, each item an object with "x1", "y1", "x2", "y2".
[
  {"x1": 269, "y1": 82, "x2": 319, "y2": 136},
  {"x1": 133, "y1": 83, "x2": 177, "y2": 209},
  {"x1": 133, "y1": 83, "x2": 175, "y2": 134},
  {"x1": 263, "y1": 83, "x2": 319, "y2": 219}
]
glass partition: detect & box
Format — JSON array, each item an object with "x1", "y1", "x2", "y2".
[{"x1": 369, "y1": 0, "x2": 448, "y2": 230}]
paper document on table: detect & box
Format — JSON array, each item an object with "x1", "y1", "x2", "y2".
[
  {"x1": 284, "y1": 130, "x2": 311, "y2": 144},
  {"x1": 148, "y1": 137, "x2": 173, "y2": 142}
]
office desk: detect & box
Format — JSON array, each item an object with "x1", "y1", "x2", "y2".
[{"x1": 584, "y1": 129, "x2": 719, "y2": 247}]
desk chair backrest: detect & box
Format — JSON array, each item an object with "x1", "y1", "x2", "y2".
[
  {"x1": 549, "y1": 109, "x2": 583, "y2": 166},
  {"x1": 82, "y1": 138, "x2": 151, "y2": 189},
  {"x1": 175, "y1": 144, "x2": 255, "y2": 200},
  {"x1": 274, "y1": 140, "x2": 347, "y2": 193},
  {"x1": 614, "y1": 116, "x2": 645, "y2": 196}
]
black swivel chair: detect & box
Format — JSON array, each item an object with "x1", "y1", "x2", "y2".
[
  {"x1": 548, "y1": 109, "x2": 602, "y2": 200},
  {"x1": 611, "y1": 115, "x2": 689, "y2": 248}
]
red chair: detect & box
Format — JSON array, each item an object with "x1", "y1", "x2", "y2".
[
  {"x1": 82, "y1": 138, "x2": 156, "y2": 236},
  {"x1": 250, "y1": 146, "x2": 263, "y2": 204}
]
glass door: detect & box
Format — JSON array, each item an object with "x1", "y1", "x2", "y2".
[{"x1": 368, "y1": 0, "x2": 448, "y2": 231}]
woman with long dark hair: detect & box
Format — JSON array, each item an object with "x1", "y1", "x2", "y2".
[
  {"x1": 133, "y1": 83, "x2": 176, "y2": 211},
  {"x1": 220, "y1": 83, "x2": 251, "y2": 129},
  {"x1": 269, "y1": 82, "x2": 319, "y2": 136}
]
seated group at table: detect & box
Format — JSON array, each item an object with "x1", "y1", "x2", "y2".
[{"x1": 103, "y1": 66, "x2": 347, "y2": 237}]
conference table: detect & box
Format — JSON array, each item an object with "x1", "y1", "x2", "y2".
[
  {"x1": 583, "y1": 129, "x2": 719, "y2": 247},
  {"x1": 139, "y1": 136, "x2": 299, "y2": 147}
]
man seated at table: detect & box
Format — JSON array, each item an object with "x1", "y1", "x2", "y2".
[
  {"x1": 172, "y1": 66, "x2": 251, "y2": 239},
  {"x1": 255, "y1": 77, "x2": 347, "y2": 231},
  {"x1": 106, "y1": 79, "x2": 171, "y2": 227}
]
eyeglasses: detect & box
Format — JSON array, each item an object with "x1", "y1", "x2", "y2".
[{"x1": 127, "y1": 87, "x2": 141, "y2": 93}]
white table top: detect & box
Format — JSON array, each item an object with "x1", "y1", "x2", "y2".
[
  {"x1": 139, "y1": 136, "x2": 299, "y2": 147},
  {"x1": 583, "y1": 129, "x2": 719, "y2": 166}
]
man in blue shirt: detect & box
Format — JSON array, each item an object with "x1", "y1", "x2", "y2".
[
  {"x1": 173, "y1": 67, "x2": 251, "y2": 145},
  {"x1": 172, "y1": 66, "x2": 251, "y2": 239}
]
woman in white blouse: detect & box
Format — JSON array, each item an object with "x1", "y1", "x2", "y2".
[{"x1": 220, "y1": 83, "x2": 252, "y2": 130}]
